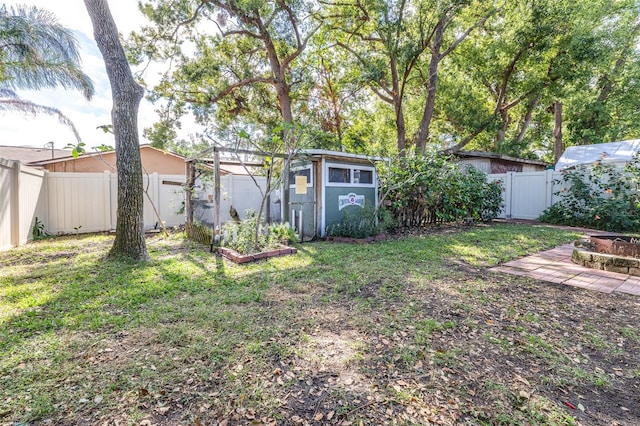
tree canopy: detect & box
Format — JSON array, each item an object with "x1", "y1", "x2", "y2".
[{"x1": 131, "y1": 0, "x2": 640, "y2": 161}]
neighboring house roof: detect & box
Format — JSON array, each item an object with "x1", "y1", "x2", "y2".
[
  {"x1": 302, "y1": 149, "x2": 385, "y2": 162},
  {"x1": 454, "y1": 150, "x2": 549, "y2": 167},
  {"x1": 28, "y1": 144, "x2": 185, "y2": 167},
  {"x1": 0, "y1": 145, "x2": 71, "y2": 164},
  {"x1": 555, "y1": 140, "x2": 640, "y2": 170}
]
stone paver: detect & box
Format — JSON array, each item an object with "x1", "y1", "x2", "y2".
[{"x1": 491, "y1": 243, "x2": 640, "y2": 295}]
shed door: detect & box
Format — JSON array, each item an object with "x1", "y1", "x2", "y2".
[{"x1": 289, "y1": 165, "x2": 316, "y2": 241}]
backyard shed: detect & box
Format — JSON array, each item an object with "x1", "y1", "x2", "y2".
[
  {"x1": 555, "y1": 139, "x2": 640, "y2": 170},
  {"x1": 185, "y1": 148, "x2": 382, "y2": 241},
  {"x1": 454, "y1": 150, "x2": 548, "y2": 173},
  {"x1": 289, "y1": 150, "x2": 382, "y2": 240}
]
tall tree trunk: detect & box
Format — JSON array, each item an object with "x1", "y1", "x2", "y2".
[
  {"x1": 389, "y1": 56, "x2": 407, "y2": 156},
  {"x1": 496, "y1": 109, "x2": 510, "y2": 151},
  {"x1": 415, "y1": 21, "x2": 443, "y2": 155},
  {"x1": 515, "y1": 94, "x2": 541, "y2": 144},
  {"x1": 395, "y1": 98, "x2": 407, "y2": 155},
  {"x1": 553, "y1": 101, "x2": 563, "y2": 164},
  {"x1": 84, "y1": 0, "x2": 149, "y2": 261},
  {"x1": 275, "y1": 78, "x2": 293, "y2": 223}
]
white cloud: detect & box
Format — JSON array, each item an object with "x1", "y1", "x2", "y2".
[{"x1": 0, "y1": 0, "x2": 175, "y2": 150}]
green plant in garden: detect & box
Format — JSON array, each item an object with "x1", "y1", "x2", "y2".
[
  {"x1": 325, "y1": 205, "x2": 394, "y2": 238},
  {"x1": 378, "y1": 151, "x2": 503, "y2": 227},
  {"x1": 222, "y1": 211, "x2": 267, "y2": 255},
  {"x1": 221, "y1": 211, "x2": 298, "y2": 255},
  {"x1": 539, "y1": 153, "x2": 640, "y2": 231},
  {"x1": 31, "y1": 217, "x2": 47, "y2": 240},
  {"x1": 268, "y1": 222, "x2": 299, "y2": 245}
]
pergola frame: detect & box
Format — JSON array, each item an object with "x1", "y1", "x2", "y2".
[{"x1": 185, "y1": 146, "x2": 293, "y2": 232}]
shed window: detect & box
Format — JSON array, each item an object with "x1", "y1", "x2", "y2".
[
  {"x1": 290, "y1": 168, "x2": 311, "y2": 186},
  {"x1": 354, "y1": 169, "x2": 372, "y2": 184},
  {"x1": 329, "y1": 167, "x2": 350, "y2": 183}
]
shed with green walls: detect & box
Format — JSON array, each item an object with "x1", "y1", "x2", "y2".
[{"x1": 288, "y1": 150, "x2": 382, "y2": 240}]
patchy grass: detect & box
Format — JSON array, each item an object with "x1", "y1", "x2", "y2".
[{"x1": 1, "y1": 223, "x2": 639, "y2": 425}]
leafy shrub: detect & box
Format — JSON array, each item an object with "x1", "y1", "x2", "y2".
[
  {"x1": 221, "y1": 210, "x2": 298, "y2": 254},
  {"x1": 326, "y1": 205, "x2": 394, "y2": 238},
  {"x1": 32, "y1": 217, "x2": 49, "y2": 240},
  {"x1": 539, "y1": 153, "x2": 640, "y2": 231},
  {"x1": 268, "y1": 222, "x2": 299, "y2": 245},
  {"x1": 378, "y1": 151, "x2": 504, "y2": 227}
]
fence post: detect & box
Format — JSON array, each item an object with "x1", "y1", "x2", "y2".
[
  {"x1": 152, "y1": 172, "x2": 160, "y2": 228},
  {"x1": 545, "y1": 169, "x2": 554, "y2": 210},
  {"x1": 504, "y1": 171, "x2": 513, "y2": 219},
  {"x1": 10, "y1": 161, "x2": 20, "y2": 247},
  {"x1": 103, "y1": 171, "x2": 111, "y2": 231}
]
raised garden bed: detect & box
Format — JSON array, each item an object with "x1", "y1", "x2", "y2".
[
  {"x1": 324, "y1": 234, "x2": 387, "y2": 244},
  {"x1": 216, "y1": 245, "x2": 297, "y2": 264}
]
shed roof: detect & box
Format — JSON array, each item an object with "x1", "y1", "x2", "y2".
[
  {"x1": 555, "y1": 140, "x2": 640, "y2": 170},
  {"x1": 454, "y1": 150, "x2": 549, "y2": 167}
]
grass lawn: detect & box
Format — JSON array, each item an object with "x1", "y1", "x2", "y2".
[{"x1": 1, "y1": 223, "x2": 639, "y2": 425}]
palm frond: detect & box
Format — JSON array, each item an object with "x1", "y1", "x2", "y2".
[
  {"x1": 0, "y1": 97, "x2": 82, "y2": 142},
  {"x1": 0, "y1": 4, "x2": 95, "y2": 99}
]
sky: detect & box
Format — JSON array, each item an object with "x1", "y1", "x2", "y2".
[{"x1": 0, "y1": 0, "x2": 169, "y2": 150}]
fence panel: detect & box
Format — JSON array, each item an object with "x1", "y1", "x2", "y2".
[
  {"x1": 0, "y1": 159, "x2": 46, "y2": 250},
  {"x1": 158, "y1": 175, "x2": 186, "y2": 227},
  {"x1": 510, "y1": 170, "x2": 554, "y2": 220},
  {"x1": 193, "y1": 175, "x2": 268, "y2": 227},
  {"x1": 47, "y1": 172, "x2": 111, "y2": 234},
  {"x1": 19, "y1": 166, "x2": 47, "y2": 245},
  {"x1": 489, "y1": 170, "x2": 555, "y2": 220},
  {"x1": 0, "y1": 160, "x2": 16, "y2": 250},
  {"x1": 487, "y1": 173, "x2": 507, "y2": 218}
]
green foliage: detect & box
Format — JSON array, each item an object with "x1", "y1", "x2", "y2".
[
  {"x1": 268, "y1": 222, "x2": 299, "y2": 245},
  {"x1": 64, "y1": 142, "x2": 86, "y2": 158},
  {"x1": 539, "y1": 153, "x2": 640, "y2": 231},
  {"x1": 325, "y1": 205, "x2": 394, "y2": 239},
  {"x1": 0, "y1": 4, "x2": 94, "y2": 97},
  {"x1": 127, "y1": 0, "x2": 640, "y2": 160},
  {"x1": 222, "y1": 211, "x2": 297, "y2": 255},
  {"x1": 222, "y1": 211, "x2": 267, "y2": 255},
  {"x1": 379, "y1": 151, "x2": 504, "y2": 227},
  {"x1": 31, "y1": 217, "x2": 48, "y2": 240}
]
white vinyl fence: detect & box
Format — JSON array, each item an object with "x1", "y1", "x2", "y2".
[
  {"x1": 1, "y1": 167, "x2": 187, "y2": 250},
  {"x1": 192, "y1": 174, "x2": 277, "y2": 226},
  {"x1": 488, "y1": 169, "x2": 564, "y2": 220},
  {"x1": 1, "y1": 159, "x2": 47, "y2": 251},
  {"x1": 1, "y1": 162, "x2": 273, "y2": 250},
  {"x1": 45, "y1": 172, "x2": 187, "y2": 234}
]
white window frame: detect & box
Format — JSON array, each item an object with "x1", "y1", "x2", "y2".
[
  {"x1": 325, "y1": 162, "x2": 376, "y2": 188},
  {"x1": 289, "y1": 164, "x2": 313, "y2": 188}
]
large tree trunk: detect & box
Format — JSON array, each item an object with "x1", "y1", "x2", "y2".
[
  {"x1": 275, "y1": 78, "x2": 293, "y2": 223},
  {"x1": 553, "y1": 101, "x2": 563, "y2": 164},
  {"x1": 389, "y1": 57, "x2": 407, "y2": 155},
  {"x1": 415, "y1": 21, "x2": 443, "y2": 155},
  {"x1": 84, "y1": 0, "x2": 149, "y2": 261},
  {"x1": 395, "y1": 99, "x2": 407, "y2": 155}
]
